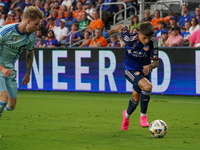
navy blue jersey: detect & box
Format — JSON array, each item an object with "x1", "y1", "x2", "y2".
[{"x1": 121, "y1": 27, "x2": 158, "y2": 74}]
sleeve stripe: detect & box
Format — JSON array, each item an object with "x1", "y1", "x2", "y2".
[
  {"x1": 151, "y1": 37, "x2": 158, "y2": 48},
  {"x1": 120, "y1": 27, "x2": 128, "y2": 34},
  {"x1": 151, "y1": 57, "x2": 159, "y2": 60},
  {"x1": 0, "y1": 26, "x2": 15, "y2": 37}
]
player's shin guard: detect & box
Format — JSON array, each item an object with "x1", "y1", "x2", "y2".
[
  {"x1": 140, "y1": 90, "x2": 151, "y2": 114},
  {"x1": 126, "y1": 97, "x2": 139, "y2": 117},
  {"x1": 4, "y1": 105, "x2": 15, "y2": 111},
  {"x1": 0, "y1": 100, "x2": 8, "y2": 118}
]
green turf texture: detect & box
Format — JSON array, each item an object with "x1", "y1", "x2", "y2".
[{"x1": 0, "y1": 91, "x2": 199, "y2": 150}]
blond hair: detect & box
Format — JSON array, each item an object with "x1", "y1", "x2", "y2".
[
  {"x1": 23, "y1": 6, "x2": 44, "y2": 20},
  {"x1": 145, "y1": 9, "x2": 150, "y2": 14}
]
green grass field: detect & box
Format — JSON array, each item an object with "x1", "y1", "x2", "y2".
[{"x1": 0, "y1": 91, "x2": 199, "y2": 150}]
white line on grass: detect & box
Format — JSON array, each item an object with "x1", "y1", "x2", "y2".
[{"x1": 18, "y1": 95, "x2": 200, "y2": 104}]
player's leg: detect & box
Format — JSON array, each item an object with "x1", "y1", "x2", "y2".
[
  {"x1": 122, "y1": 89, "x2": 140, "y2": 130},
  {"x1": 0, "y1": 76, "x2": 9, "y2": 118},
  {"x1": 121, "y1": 70, "x2": 143, "y2": 130},
  {"x1": 138, "y1": 78, "x2": 152, "y2": 127},
  {"x1": 4, "y1": 71, "x2": 18, "y2": 111},
  {"x1": 5, "y1": 97, "x2": 17, "y2": 111}
]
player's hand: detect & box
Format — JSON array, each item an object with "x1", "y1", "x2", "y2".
[
  {"x1": 143, "y1": 65, "x2": 151, "y2": 76},
  {"x1": 1, "y1": 68, "x2": 13, "y2": 77},
  {"x1": 22, "y1": 74, "x2": 30, "y2": 85}
]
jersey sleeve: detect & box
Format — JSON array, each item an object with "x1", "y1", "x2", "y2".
[
  {"x1": 26, "y1": 34, "x2": 36, "y2": 51},
  {"x1": 120, "y1": 27, "x2": 137, "y2": 47},
  {"x1": 150, "y1": 37, "x2": 159, "y2": 60}
]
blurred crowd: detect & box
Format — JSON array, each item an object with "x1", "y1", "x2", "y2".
[{"x1": 0, "y1": 0, "x2": 200, "y2": 48}]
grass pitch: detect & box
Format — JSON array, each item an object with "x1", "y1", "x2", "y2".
[{"x1": 0, "y1": 91, "x2": 200, "y2": 150}]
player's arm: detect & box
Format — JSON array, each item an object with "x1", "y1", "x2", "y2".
[
  {"x1": 143, "y1": 37, "x2": 159, "y2": 76},
  {"x1": 107, "y1": 24, "x2": 125, "y2": 36},
  {"x1": 143, "y1": 60, "x2": 159, "y2": 76},
  {"x1": 22, "y1": 50, "x2": 34, "y2": 85},
  {"x1": 108, "y1": 24, "x2": 137, "y2": 47},
  {"x1": 26, "y1": 50, "x2": 34, "y2": 75}
]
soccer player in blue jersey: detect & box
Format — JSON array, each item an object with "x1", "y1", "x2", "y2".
[
  {"x1": 0, "y1": 6, "x2": 44, "y2": 119},
  {"x1": 108, "y1": 21, "x2": 159, "y2": 130}
]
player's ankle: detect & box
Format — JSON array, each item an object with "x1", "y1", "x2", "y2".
[{"x1": 140, "y1": 113, "x2": 147, "y2": 117}]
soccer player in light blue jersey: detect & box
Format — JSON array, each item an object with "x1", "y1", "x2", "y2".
[
  {"x1": 108, "y1": 22, "x2": 159, "y2": 130},
  {"x1": 0, "y1": 6, "x2": 44, "y2": 119}
]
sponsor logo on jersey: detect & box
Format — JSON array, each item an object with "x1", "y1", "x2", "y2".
[
  {"x1": 127, "y1": 49, "x2": 132, "y2": 54},
  {"x1": 4, "y1": 43, "x2": 18, "y2": 49}
]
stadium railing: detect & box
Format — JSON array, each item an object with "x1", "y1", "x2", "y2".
[
  {"x1": 113, "y1": 6, "x2": 137, "y2": 26},
  {"x1": 154, "y1": 0, "x2": 183, "y2": 17},
  {"x1": 100, "y1": 2, "x2": 127, "y2": 25},
  {"x1": 69, "y1": 26, "x2": 94, "y2": 47}
]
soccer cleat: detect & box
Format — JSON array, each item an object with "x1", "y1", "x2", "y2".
[
  {"x1": 140, "y1": 115, "x2": 149, "y2": 127},
  {"x1": 121, "y1": 110, "x2": 129, "y2": 131}
]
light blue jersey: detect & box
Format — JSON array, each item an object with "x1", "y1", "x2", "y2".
[
  {"x1": 0, "y1": 23, "x2": 36, "y2": 69},
  {"x1": 0, "y1": 23, "x2": 36, "y2": 98}
]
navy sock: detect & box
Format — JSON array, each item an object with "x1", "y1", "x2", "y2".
[
  {"x1": 140, "y1": 90, "x2": 151, "y2": 114},
  {"x1": 127, "y1": 97, "x2": 139, "y2": 115}
]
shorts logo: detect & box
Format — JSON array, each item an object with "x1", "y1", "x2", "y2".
[{"x1": 134, "y1": 71, "x2": 140, "y2": 75}]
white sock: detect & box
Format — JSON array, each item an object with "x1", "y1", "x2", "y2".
[
  {"x1": 140, "y1": 113, "x2": 147, "y2": 117},
  {"x1": 125, "y1": 112, "x2": 130, "y2": 118}
]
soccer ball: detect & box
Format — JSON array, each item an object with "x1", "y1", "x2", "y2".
[{"x1": 149, "y1": 120, "x2": 168, "y2": 138}]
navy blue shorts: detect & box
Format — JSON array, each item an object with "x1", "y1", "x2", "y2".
[{"x1": 124, "y1": 70, "x2": 149, "y2": 94}]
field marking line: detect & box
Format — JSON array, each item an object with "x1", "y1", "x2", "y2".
[{"x1": 18, "y1": 95, "x2": 200, "y2": 104}]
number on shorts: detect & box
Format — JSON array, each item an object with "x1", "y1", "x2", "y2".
[{"x1": 12, "y1": 73, "x2": 16, "y2": 82}]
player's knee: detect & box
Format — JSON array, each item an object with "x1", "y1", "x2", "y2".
[
  {"x1": 143, "y1": 84, "x2": 152, "y2": 92},
  {"x1": 132, "y1": 95, "x2": 140, "y2": 103}
]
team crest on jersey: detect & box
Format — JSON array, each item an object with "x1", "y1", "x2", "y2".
[
  {"x1": 10, "y1": 35, "x2": 18, "y2": 41},
  {"x1": 143, "y1": 46, "x2": 149, "y2": 51}
]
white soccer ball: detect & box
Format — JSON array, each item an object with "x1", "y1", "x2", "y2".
[{"x1": 149, "y1": 120, "x2": 168, "y2": 138}]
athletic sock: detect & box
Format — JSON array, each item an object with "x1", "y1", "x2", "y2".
[
  {"x1": 4, "y1": 105, "x2": 15, "y2": 111},
  {"x1": 140, "y1": 113, "x2": 147, "y2": 117},
  {"x1": 0, "y1": 100, "x2": 8, "y2": 118},
  {"x1": 140, "y1": 90, "x2": 151, "y2": 114},
  {"x1": 126, "y1": 97, "x2": 139, "y2": 117}
]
